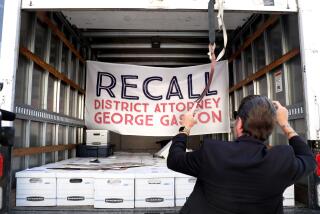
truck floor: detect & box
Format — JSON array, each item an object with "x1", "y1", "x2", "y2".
[
  {"x1": 10, "y1": 190, "x2": 320, "y2": 213},
  {"x1": 10, "y1": 206, "x2": 320, "y2": 214}
]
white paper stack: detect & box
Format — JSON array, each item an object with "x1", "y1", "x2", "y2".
[
  {"x1": 134, "y1": 166, "x2": 175, "y2": 208},
  {"x1": 86, "y1": 130, "x2": 110, "y2": 146},
  {"x1": 94, "y1": 169, "x2": 135, "y2": 208},
  {"x1": 56, "y1": 170, "x2": 95, "y2": 206},
  {"x1": 283, "y1": 185, "x2": 295, "y2": 206},
  {"x1": 174, "y1": 172, "x2": 196, "y2": 206},
  {"x1": 16, "y1": 168, "x2": 57, "y2": 206}
]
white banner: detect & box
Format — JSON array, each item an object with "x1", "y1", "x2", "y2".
[{"x1": 85, "y1": 61, "x2": 229, "y2": 136}]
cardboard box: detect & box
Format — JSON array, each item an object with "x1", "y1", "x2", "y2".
[
  {"x1": 56, "y1": 171, "x2": 94, "y2": 206},
  {"x1": 283, "y1": 185, "x2": 295, "y2": 206},
  {"x1": 174, "y1": 172, "x2": 196, "y2": 206},
  {"x1": 134, "y1": 167, "x2": 175, "y2": 208},
  {"x1": 16, "y1": 169, "x2": 57, "y2": 206},
  {"x1": 86, "y1": 130, "x2": 110, "y2": 146},
  {"x1": 94, "y1": 170, "x2": 135, "y2": 208}
]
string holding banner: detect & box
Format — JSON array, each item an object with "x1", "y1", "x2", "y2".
[
  {"x1": 155, "y1": 0, "x2": 228, "y2": 158},
  {"x1": 192, "y1": 0, "x2": 227, "y2": 114}
]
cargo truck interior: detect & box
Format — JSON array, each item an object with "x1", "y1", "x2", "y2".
[{"x1": 11, "y1": 7, "x2": 306, "y2": 212}]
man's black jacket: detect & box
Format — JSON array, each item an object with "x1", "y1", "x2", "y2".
[{"x1": 167, "y1": 134, "x2": 316, "y2": 214}]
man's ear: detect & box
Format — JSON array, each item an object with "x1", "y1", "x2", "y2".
[{"x1": 235, "y1": 117, "x2": 244, "y2": 137}]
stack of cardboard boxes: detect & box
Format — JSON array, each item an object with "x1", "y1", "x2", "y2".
[
  {"x1": 16, "y1": 152, "x2": 295, "y2": 208},
  {"x1": 15, "y1": 153, "x2": 195, "y2": 208}
]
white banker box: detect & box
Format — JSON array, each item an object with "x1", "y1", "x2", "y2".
[
  {"x1": 283, "y1": 185, "x2": 295, "y2": 206},
  {"x1": 94, "y1": 169, "x2": 135, "y2": 208},
  {"x1": 174, "y1": 172, "x2": 196, "y2": 206},
  {"x1": 86, "y1": 130, "x2": 110, "y2": 146},
  {"x1": 134, "y1": 166, "x2": 175, "y2": 208},
  {"x1": 16, "y1": 169, "x2": 57, "y2": 206},
  {"x1": 56, "y1": 170, "x2": 94, "y2": 206}
]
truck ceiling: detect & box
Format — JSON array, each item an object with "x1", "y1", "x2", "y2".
[{"x1": 21, "y1": 0, "x2": 297, "y2": 12}]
